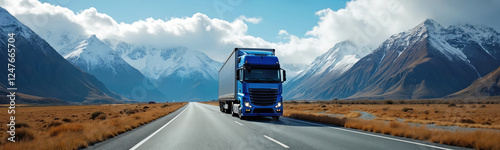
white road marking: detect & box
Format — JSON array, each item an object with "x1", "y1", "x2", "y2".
[
  {"x1": 263, "y1": 135, "x2": 289, "y2": 149},
  {"x1": 234, "y1": 121, "x2": 244, "y2": 126},
  {"x1": 130, "y1": 103, "x2": 189, "y2": 150},
  {"x1": 282, "y1": 118, "x2": 452, "y2": 150}
]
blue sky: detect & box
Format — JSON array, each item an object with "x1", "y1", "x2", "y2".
[{"x1": 40, "y1": 0, "x2": 347, "y2": 43}]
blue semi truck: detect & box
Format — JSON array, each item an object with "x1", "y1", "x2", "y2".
[{"x1": 219, "y1": 48, "x2": 286, "y2": 120}]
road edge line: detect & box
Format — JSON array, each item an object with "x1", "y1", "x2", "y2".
[{"x1": 129, "y1": 103, "x2": 190, "y2": 150}]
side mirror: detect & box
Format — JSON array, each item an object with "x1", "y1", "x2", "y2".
[
  {"x1": 281, "y1": 69, "x2": 286, "y2": 82},
  {"x1": 236, "y1": 68, "x2": 243, "y2": 82}
]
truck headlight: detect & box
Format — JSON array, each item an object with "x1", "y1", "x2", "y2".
[
  {"x1": 244, "y1": 102, "x2": 252, "y2": 108},
  {"x1": 275, "y1": 102, "x2": 281, "y2": 108}
]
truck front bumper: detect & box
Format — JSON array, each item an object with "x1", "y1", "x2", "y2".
[{"x1": 241, "y1": 107, "x2": 282, "y2": 116}]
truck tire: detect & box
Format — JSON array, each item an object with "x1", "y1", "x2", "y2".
[
  {"x1": 238, "y1": 110, "x2": 246, "y2": 120},
  {"x1": 219, "y1": 102, "x2": 223, "y2": 112},
  {"x1": 225, "y1": 102, "x2": 232, "y2": 114},
  {"x1": 272, "y1": 116, "x2": 279, "y2": 121}
]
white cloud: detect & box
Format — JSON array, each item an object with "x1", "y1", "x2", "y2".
[
  {"x1": 237, "y1": 15, "x2": 262, "y2": 24},
  {"x1": 1, "y1": 0, "x2": 499, "y2": 65}
]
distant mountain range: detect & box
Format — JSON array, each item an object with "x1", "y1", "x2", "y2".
[
  {"x1": 0, "y1": 7, "x2": 129, "y2": 104},
  {"x1": 105, "y1": 41, "x2": 222, "y2": 101},
  {"x1": 285, "y1": 19, "x2": 500, "y2": 100},
  {"x1": 61, "y1": 35, "x2": 166, "y2": 101}
]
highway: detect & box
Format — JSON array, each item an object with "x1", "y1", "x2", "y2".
[{"x1": 87, "y1": 102, "x2": 464, "y2": 150}]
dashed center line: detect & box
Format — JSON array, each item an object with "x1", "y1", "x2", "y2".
[
  {"x1": 263, "y1": 135, "x2": 289, "y2": 149},
  {"x1": 234, "y1": 121, "x2": 244, "y2": 126}
]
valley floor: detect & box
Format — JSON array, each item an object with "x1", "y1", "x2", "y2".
[{"x1": 0, "y1": 102, "x2": 186, "y2": 149}]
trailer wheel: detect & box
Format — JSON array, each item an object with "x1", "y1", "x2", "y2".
[
  {"x1": 225, "y1": 102, "x2": 232, "y2": 114},
  {"x1": 219, "y1": 102, "x2": 223, "y2": 112},
  {"x1": 272, "y1": 116, "x2": 279, "y2": 121}
]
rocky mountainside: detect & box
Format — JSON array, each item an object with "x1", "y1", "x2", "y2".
[{"x1": 448, "y1": 66, "x2": 500, "y2": 99}]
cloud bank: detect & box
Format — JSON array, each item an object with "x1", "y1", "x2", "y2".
[{"x1": 1, "y1": 0, "x2": 499, "y2": 65}]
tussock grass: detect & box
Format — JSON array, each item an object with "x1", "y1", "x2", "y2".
[
  {"x1": 284, "y1": 111, "x2": 500, "y2": 149},
  {"x1": 0, "y1": 102, "x2": 186, "y2": 150}
]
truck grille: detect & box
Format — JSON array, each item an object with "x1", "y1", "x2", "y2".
[{"x1": 249, "y1": 88, "x2": 277, "y2": 106}]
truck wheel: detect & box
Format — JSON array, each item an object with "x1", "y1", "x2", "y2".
[
  {"x1": 238, "y1": 110, "x2": 246, "y2": 120},
  {"x1": 219, "y1": 102, "x2": 223, "y2": 112},
  {"x1": 272, "y1": 116, "x2": 280, "y2": 121},
  {"x1": 225, "y1": 102, "x2": 232, "y2": 114}
]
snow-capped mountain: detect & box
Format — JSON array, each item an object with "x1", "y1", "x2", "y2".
[
  {"x1": 0, "y1": 7, "x2": 125, "y2": 104},
  {"x1": 284, "y1": 40, "x2": 371, "y2": 100},
  {"x1": 307, "y1": 19, "x2": 500, "y2": 100},
  {"x1": 105, "y1": 41, "x2": 222, "y2": 101},
  {"x1": 62, "y1": 35, "x2": 167, "y2": 101}
]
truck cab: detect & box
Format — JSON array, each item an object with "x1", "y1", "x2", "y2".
[{"x1": 219, "y1": 48, "x2": 286, "y2": 120}]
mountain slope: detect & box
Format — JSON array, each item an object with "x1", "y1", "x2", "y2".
[
  {"x1": 280, "y1": 63, "x2": 308, "y2": 79},
  {"x1": 105, "y1": 41, "x2": 222, "y2": 101},
  {"x1": 284, "y1": 40, "x2": 371, "y2": 100},
  {"x1": 448, "y1": 66, "x2": 500, "y2": 99},
  {"x1": 0, "y1": 7, "x2": 124, "y2": 103},
  {"x1": 62, "y1": 35, "x2": 167, "y2": 101},
  {"x1": 322, "y1": 19, "x2": 500, "y2": 100}
]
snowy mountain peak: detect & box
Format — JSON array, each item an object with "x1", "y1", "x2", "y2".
[
  {"x1": 293, "y1": 40, "x2": 371, "y2": 80},
  {"x1": 422, "y1": 19, "x2": 443, "y2": 31},
  {"x1": 112, "y1": 42, "x2": 222, "y2": 81},
  {"x1": 64, "y1": 35, "x2": 126, "y2": 73}
]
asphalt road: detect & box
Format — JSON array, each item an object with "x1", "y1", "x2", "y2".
[{"x1": 87, "y1": 102, "x2": 465, "y2": 150}]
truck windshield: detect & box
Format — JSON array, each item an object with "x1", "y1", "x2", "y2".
[{"x1": 244, "y1": 69, "x2": 280, "y2": 83}]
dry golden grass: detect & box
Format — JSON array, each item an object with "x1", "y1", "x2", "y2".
[
  {"x1": 0, "y1": 102, "x2": 186, "y2": 150},
  {"x1": 285, "y1": 101, "x2": 500, "y2": 129},
  {"x1": 283, "y1": 111, "x2": 500, "y2": 149}
]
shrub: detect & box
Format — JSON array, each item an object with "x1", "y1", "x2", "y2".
[
  {"x1": 15, "y1": 122, "x2": 30, "y2": 128},
  {"x1": 385, "y1": 100, "x2": 394, "y2": 104},
  {"x1": 161, "y1": 104, "x2": 170, "y2": 108},
  {"x1": 90, "y1": 111, "x2": 106, "y2": 120},
  {"x1": 47, "y1": 121, "x2": 63, "y2": 128},
  {"x1": 459, "y1": 118, "x2": 475, "y2": 124},
  {"x1": 419, "y1": 110, "x2": 430, "y2": 114},
  {"x1": 62, "y1": 118, "x2": 73, "y2": 123},
  {"x1": 124, "y1": 108, "x2": 139, "y2": 115},
  {"x1": 95, "y1": 114, "x2": 107, "y2": 120},
  {"x1": 448, "y1": 103, "x2": 457, "y2": 107},
  {"x1": 15, "y1": 128, "x2": 35, "y2": 141},
  {"x1": 402, "y1": 107, "x2": 414, "y2": 112}
]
